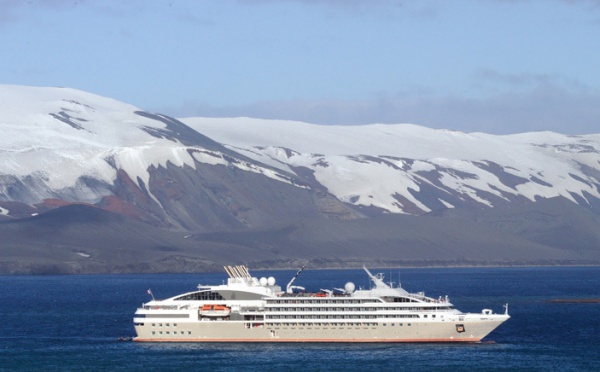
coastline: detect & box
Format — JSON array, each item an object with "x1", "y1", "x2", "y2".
[{"x1": 1, "y1": 257, "x2": 599, "y2": 276}]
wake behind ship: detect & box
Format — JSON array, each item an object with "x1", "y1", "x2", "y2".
[{"x1": 133, "y1": 266, "x2": 509, "y2": 342}]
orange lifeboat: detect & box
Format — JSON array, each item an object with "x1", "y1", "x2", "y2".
[{"x1": 200, "y1": 304, "x2": 231, "y2": 317}]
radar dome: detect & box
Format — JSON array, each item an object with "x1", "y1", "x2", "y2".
[
  {"x1": 259, "y1": 277, "x2": 268, "y2": 286},
  {"x1": 344, "y1": 282, "x2": 356, "y2": 293},
  {"x1": 267, "y1": 277, "x2": 276, "y2": 286}
]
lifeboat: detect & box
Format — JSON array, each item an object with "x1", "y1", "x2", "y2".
[{"x1": 200, "y1": 304, "x2": 231, "y2": 317}]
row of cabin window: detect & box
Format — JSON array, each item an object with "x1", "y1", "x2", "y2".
[
  {"x1": 267, "y1": 306, "x2": 449, "y2": 312},
  {"x1": 174, "y1": 292, "x2": 225, "y2": 301},
  {"x1": 266, "y1": 323, "x2": 413, "y2": 327},
  {"x1": 151, "y1": 331, "x2": 192, "y2": 335},
  {"x1": 266, "y1": 314, "x2": 419, "y2": 319},
  {"x1": 269, "y1": 299, "x2": 378, "y2": 304}
]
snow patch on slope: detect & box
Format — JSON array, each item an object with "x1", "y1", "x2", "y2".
[
  {"x1": 182, "y1": 117, "x2": 600, "y2": 213},
  {"x1": 2, "y1": 85, "x2": 599, "y2": 216},
  {"x1": 0, "y1": 86, "x2": 300, "y2": 206}
]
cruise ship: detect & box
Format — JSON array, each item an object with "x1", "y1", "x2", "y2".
[{"x1": 133, "y1": 265, "x2": 509, "y2": 342}]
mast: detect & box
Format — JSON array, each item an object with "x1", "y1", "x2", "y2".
[
  {"x1": 286, "y1": 265, "x2": 306, "y2": 293},
  {"x1": 363, "y1": 266, "x2": 390, "y2": 289}
]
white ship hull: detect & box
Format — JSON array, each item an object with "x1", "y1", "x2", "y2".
[
  {"x1": 134, "y1": 265, "x2": 509, "y2": 343},
  {"x1": 134, "y1": 317, "x2": 506, "y2": 343}
]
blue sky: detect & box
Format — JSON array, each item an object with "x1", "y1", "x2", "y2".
[{"x1": 1, "y1": 0, "x2": 599, "y2": 134}]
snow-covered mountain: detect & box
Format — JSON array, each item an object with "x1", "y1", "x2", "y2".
[
  {"x1": 0, "y1": 85, "x2": 303, "y2": 201},
  {"x1": 2, "y1": 84, "x2": 600, "y2": 273},
  {"x1": 2, "y1": 85, "x2": 600, "y2": 228},
  {"x1": 181, "y1": 117, "x2": 600, "y2": 215},
  {"x1": 0, "y1": 85, "x2": 357, "y2": 231}
]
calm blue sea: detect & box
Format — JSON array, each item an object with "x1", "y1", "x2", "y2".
[{"x1": 1, "y1": 267, "x2": 599, "y2": 371}]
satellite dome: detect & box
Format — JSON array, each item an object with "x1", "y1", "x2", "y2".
[
  {"x1": 267, "y1": 276, "x2": 276, "y2": 286},
  {"x1": 344, "y1": 282, "x2": 356, "y2": 293},
  {"x1": 259, "y1": 277, "x2": 268, "y2": 286}
]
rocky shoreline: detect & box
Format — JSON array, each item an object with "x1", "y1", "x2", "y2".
[
  {"x1": 547, "y1": 298, "x2": 600, "y2": 303},
  {"x1": 2, "y1": 257, "x2": 599, "y2": 275}
]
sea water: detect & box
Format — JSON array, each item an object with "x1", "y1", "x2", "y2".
[{"x1": 1, "y1": 267, "x2": 599, "y2": 371}]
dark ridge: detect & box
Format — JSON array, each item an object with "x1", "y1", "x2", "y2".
[
  {"x1": 473, "y1": 160, "x2": 529, "y2": 189},
  {"x1": 1, "y1": 203, "x2": 123, "y2": 227},
  {"x1": 135, "y1": 111, "x2": 231, "y2": 152},
  {"x1": 530, "y1": 176, "x2": 552, "y2": 187},
  {"x1": 49, "y1": 111, "x2": 91, "y2": 132},
  {"x1": 134, "y1": 111, "x2": 302, "y2": 182}
]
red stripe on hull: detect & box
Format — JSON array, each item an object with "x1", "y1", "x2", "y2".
[{"x1": 134, "y1": 337, "x2": 482, "y2": 343}]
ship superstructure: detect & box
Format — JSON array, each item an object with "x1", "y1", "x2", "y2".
[{"x1": 133, "y1": 265, "x2": 509, "y2": 342}]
